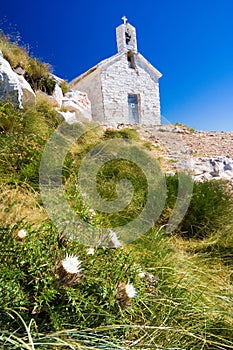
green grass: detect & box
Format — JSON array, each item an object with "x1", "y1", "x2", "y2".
[{"x1": 0, "y1": 101, "x2": 62, "y2": 188}]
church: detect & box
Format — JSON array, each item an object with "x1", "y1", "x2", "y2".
[{"x1": 70, "y1": 17, "x2": 162, "y2": 125}]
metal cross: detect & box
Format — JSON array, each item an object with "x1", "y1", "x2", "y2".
[{"x1": 122, "y1": 16, "x2": 128, "y2": 25}]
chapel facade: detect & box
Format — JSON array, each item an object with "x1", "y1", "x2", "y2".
[{"x1": 70, "y1": 17, "x2": 162, "y2": 125}]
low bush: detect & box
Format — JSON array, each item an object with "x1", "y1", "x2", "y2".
[
  {"x1": 104, "y1": 128, "x2": 139, "y2": 141},
  {"x1": 161, "y1": 174, "x2": 233, "y2": 238},
  {"x1": 0, "y1": 101, "x2": 62, "y2": 188},
  {"x1": 25, "y1": 60, "x2": 56, "y2": 94},
  {"x1": 181, "y1": 179, "x2": 233, "y2": 238}
]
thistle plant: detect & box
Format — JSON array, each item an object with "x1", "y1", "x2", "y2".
[
  {"x1": 116, "y1": 282, "x2": 137, "y2": 309},
  {"x1": 54, "y1": 253, "x2": 83, "y2": 286},
  {"x1": 15, "y1": 228, "x2": 27, "y2": 240}
]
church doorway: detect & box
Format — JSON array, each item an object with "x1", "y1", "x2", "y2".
[{"x1": 128, "y1": 94, "x2": 140, "y2": 123}]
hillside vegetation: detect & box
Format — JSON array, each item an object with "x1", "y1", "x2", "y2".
[{"x1": 0, "y1": 36, "x2": 233, "y2": 349}]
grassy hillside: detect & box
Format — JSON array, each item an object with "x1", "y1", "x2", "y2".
[
  {"x1": 0, "y1": 99, "x2": 233, "y2": 349},
  {"x1": 0, "y1": 36, "x2": 233, "y2": 349}
]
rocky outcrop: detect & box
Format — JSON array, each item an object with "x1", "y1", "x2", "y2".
[
  {"x1": 0, "y1": 52, "x2": 91, "y2": 122},
  {"x1": 38, "y1": 73, "x2": 92, "y2": 122},
  {"x1": 0, "y1": 50, "x2": 22, "y2": 107},
  {"x1": 61, "y1": 90, "x2": 92, "y2": 122},
  {"x1": 52, "y1": 83, "x2": 63, "y2": 107},
  {"x1": 50, "y1": 74, "x2": 64, "y2": 107},
  {"x1": 0, "y1": 50, "x2": 35, "y2": 108},
  {"x1": 190, "y1": 157, "x2": 233, "y2": 182},
  {"x1": 17, "y1": 75, "x2": 36, "y2": 107}
]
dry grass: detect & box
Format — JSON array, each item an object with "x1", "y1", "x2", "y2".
[
  {"x1": 0, "y1": 33, "x2": 29, "y2": 69},
  {"x1": 0, "y1": 183, "x2": 48, "y2": 226}
]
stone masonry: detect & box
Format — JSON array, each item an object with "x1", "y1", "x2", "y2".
[{"x1": 101, "y1": 54, "x2": 161, "y2": 124}]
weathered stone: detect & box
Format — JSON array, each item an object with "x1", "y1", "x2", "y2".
[
  {"x1": 52, "y1": 83, "x2": 63, "y2": 107},
  {"x1": 190, "y1": 157, "x2": 233, "y2": 181},
  {"x1": 13, "y1": 66, "x2": 25, "y2": 75},
  {"x1": 17, "y1": 75, "x2": 36, "y2": 107},
  {"x1": 0, "y1": 50, "x2": 23, "y2": 107},
  {"x1": 224, "y1": 161, "x2": 232, "y2": 171},
  {"x1": 62, "y1": 90, "x2": 91, "y2": 121},
  {"x1": 0, "y1": 50, "x2": 35, "y2": 108}
]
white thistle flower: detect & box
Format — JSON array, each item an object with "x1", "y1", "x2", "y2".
[
  {"x1": 138, "y1": 271, "x2": 146, "y2": 278},
  {"x1": 61, "y1": 254, "x2": 82, "y2": 274},
  {"x1": 125, "y1": 283, "x2": 137, "y2": 298},
  {"x1": 89, "y1": 209, "x2": 96, "y2": 217},
  {"x1": 17, "y1": 229, "x2": 27, "y2": 239},
  {"x1": 86, "y1": 247, "x2": 95, "y2": 255}
]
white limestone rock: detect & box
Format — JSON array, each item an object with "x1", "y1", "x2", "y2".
[
  {"x1": 0, "y1": 50, "x2": 35, "y2": 108},
  {"x1": 62, "y1": 90, "x2": 91, "y2": 121},
  {"x1": 0, "y1": 50, "x2": 23, "y2": 107},
  {"x1": 50, "y1": 74, "x2": 64, "y2": 107},
  {"x1": 14, "y1": 66, "x2": 25, "y2": 75},
  {"x1": 191, "y1": 157, "x2": 233, "y2": 182},
  {"x1": 52, "y1": 83, "x2": 63, "y2": 107}
]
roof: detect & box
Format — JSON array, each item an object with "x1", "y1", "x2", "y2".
[
  {"x1": 137, "y1": 53, "x2": 162, "y2": 78},
  {"x1": 70, "y1": 51, "x2": 162, "y2": 86}
]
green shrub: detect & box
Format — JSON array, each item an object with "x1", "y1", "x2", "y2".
[
  {"x1": 181, "y1": 180, "x2": 233, "y2": 238},
  {"x1": 0, "y1": 101, "x2": 62, "y2": 188},
  {"x1": 37, "y1": 75, "x2": 56, "y2": 95},
  {"x1": 175, "y1": 122, "x2": 195, "y2": 133},
  {"x1": 161, "y1": 174, "x2": 233, "y2": 238},
  {"x1": 0, "y1": 101, "x2": 17, "y2": 133},
  {"x1": 25, "y1": 59, "x2": 55, "y2": 94},
  {"x1": 104, "y1": 128, "x2": 139, "y2": 141}
]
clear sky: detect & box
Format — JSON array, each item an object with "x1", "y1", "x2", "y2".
[{"x1": 1, "y1": 0, "x2": 233, "y2": 131}]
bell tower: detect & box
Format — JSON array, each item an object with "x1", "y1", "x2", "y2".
[{"x1": 116, "y1": 16, "x2": 138, "y2": 53}]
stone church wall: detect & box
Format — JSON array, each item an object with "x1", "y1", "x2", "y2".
[
  {"x1": 71, "y1": 69, "x2": 105, "y2": 122},
  {"x1": 100, "y1": 53, "x2": 161, "y2": 125}
]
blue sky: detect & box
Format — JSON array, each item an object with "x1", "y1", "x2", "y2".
[{"x1": 1, "y1": 0, "x2": 233, "y2": 131}]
